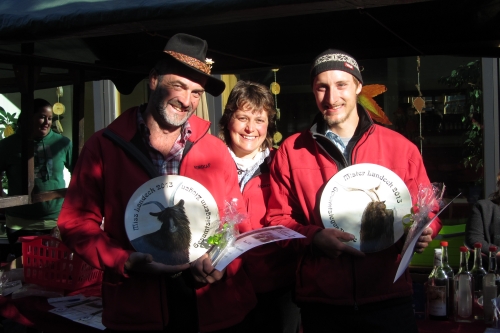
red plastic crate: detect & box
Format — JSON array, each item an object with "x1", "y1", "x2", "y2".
[{"x1": 20, "y1": 235, "x2": 103, "y2": 291}]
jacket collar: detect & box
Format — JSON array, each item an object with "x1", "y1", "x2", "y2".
[
  {"x1": 309, "y1": 103, "x2": 374, "y2": 168},
  {"x1": 34, "y1": 128, "x2": 54, "y2": 142}
]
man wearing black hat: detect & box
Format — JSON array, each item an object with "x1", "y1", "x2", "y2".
[
  {"x1": 266, "y1": 49, "x2": 441, "y2": 332},
  {"x1": 58, "y1": 34, "x2": 256, "y2": 332}
]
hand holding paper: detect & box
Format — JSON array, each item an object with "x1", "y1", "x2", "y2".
[
  {"x1": 394, "y1": 183, "x2": 461, "y2": 283},
  {"x1": 414, "y1": 227, "x2": 433, "y2": 254}
]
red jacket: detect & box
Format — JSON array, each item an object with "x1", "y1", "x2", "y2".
[
  {"x1": 266, "y1": 106, "x2": 441, "y2": 306},
  {"x1": 58, "y1": 107, "x2": 256, "y2": 332},
  {"x1": 240, "y1": 151, "x2": 297, "y2": 294}
]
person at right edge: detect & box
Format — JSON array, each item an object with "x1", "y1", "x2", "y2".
[
  {"x1": 465, "y1": 170, "x2": 500, "y2": 257},
  {"x1": 266, "y1": 49, "x2": 442, "y2": 333}
]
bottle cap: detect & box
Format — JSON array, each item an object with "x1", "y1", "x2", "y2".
[
  {"x1": 474, "y1": 242, "x2": 482, "y2": 248},
  {"x1": 440, "y1": 241, "x2": 448, "y2": 246},
  {"x1": 460, "y1": 246, "x2": 469, "y2": 252},
  {"x1": 489, "y1": 245, "x2": 498, "y2": 252}
]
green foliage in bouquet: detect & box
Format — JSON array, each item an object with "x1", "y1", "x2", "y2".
[{"x1": 207, "y1": 223, "x2": 230, "y2": 246}]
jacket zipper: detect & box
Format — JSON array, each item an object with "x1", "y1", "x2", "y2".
[{"x1": 314, "y1": 134, "x2": 348, "y2": 170}]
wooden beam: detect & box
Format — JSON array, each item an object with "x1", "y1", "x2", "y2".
[
  {"x1": 0, "y1": 188, "x2": 67, "y2": 208},
  {"x1": 0, "y1": 196, "x2": 30, "y2": 209},
  {"x1": 31, "y1": 188, "x2": 67, "y2": 204},
  {"x1": 71, "y1": 69, "x2": 85, "y2": 168},
  {"x1": 12, "y1": 43, "x2": 40, "y2": 203}
]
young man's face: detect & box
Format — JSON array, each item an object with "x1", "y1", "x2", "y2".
[
  {"x1": 312, "y1": 70, "x2": 362, "y2": 131},
  {"x1": 149, "y1": 72, "x2": 206, "y2": 129}
]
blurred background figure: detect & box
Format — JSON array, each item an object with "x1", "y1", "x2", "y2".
[
  {"x1": 465, "y1": 170, "x2": 500, "y2": 257},
  {"x1": 0, "y1": 98, "x2": 72, "y2": 258},
  {"x1": 219, "y1": 80, "x2": 300, "y2": 333}
]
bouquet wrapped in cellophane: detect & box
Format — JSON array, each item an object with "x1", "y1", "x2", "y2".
[
  {"x1": 207, "y1": 198, "x2": 247, "y2": 266},
  {"x1": 400, "y1": 183, "x2": 446, "y2": 255}
]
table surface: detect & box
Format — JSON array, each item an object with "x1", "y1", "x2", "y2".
[
  {"x1": 0, "y1": 283, "x2": 494, "y2": 333},
  {"x1": 0, "y1": 284, "x2": 103, "y2": 333}
]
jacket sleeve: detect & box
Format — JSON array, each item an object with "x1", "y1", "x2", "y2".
[
  {"x1": 58, "y1": 143, "x2": 132, "y2": 275},
  {"x1": 465, "y1": 201, "x2": 492, "y2": 252},
  {"x1": 265, "y1": 145, "x2": 322, "y2": 252}
]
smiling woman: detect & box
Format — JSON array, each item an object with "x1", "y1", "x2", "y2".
[
  {"x1": 32, "y1": 102, "x2": 53, "y2": 139},
  {"x1": 218, "y1": 80, "x2": 301, "y2": 333},
  {"x1": 0, "y1": 98, "x2": 72, "y2": 257}
]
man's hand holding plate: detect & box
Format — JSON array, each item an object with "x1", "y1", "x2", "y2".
[{"x1": 313, "y1": 228, "x2": 365, "y2": 258}]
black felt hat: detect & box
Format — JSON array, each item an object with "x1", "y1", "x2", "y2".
[
  {"x1": 310, "y1": 49, "x2": 363, "y2": 84},
  {"x1": 159, "y1": 33, "x2": 225, "y2": 96}
]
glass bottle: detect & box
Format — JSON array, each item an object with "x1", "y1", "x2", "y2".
[
  {"x1": 483, "y1": 245, "x2": 498, "y2": 324},
  {"x1": 454, "y1": 246, "x2": 473, "y2": 322},
  {"x1": 441, "y1": 241, "x2": 454, "y2": 317},
  {"x1": 427, "y1": 248, "x2": 448, "y2": 320},
  {"x1": 471, "y1": 242, "x2": 487, "y2": 320}
]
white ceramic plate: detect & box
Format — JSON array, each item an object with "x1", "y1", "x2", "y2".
[
  {"x1": 320, "y1": 163, "x2": 412, "y2": 253},
  {"x1": 125, "y1": 175, "x2": 220, "y2": 265}
]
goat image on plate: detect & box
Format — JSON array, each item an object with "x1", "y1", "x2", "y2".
[
  {"x1": 124, "y1": 175, "x2": 220, "y2": 265},
  {"x1": 319, "y1": 163, "x2": 412, "y2": 253}
]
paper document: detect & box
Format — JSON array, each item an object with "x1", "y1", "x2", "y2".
[
  {"x1": 213, "y1": 225, "x2": 305, "y2": 271},
  {"x1": 49, "y1": 296, "x2": 105, "y2": 330},
  {"x1": 394, "y1": 193, "x2": 461, "y2": 282}
]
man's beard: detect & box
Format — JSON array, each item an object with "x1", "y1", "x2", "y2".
[
  {"x1": 151, "y1": 87, "x2": 194, "y2": 127},
  {"x1": 323, "y1": 108, "x2": 351, "y2": 128}
]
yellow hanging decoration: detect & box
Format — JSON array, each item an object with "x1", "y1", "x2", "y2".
[
  {"x1": 53, "y1": 103, "x2": 65, "y2": 116},
  {"x1": 271, "y1": 69, "x2": 282, "y2": 145},
  {"x1": 270, "y1": 82, "x2": 280, "y2": 95},
  {"x1": 273, "y1": 132, "x2": 283, "y2": 143},
  {"x1": 53, "y1": 86, "x2": 65, "y2": 133},
  {"x1": 3, "y1": 124, "x2": 14, "y2": 138},
  {"x1": 412, "y1": 56, "x2": 424, "y2": 154}
]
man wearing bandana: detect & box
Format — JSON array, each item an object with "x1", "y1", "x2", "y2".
[{"x1": 266, "y1": 49, "x2": 441, "y2": 333}]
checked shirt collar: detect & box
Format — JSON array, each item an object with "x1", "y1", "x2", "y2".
[{"x1": 137, "y1": 104, "x2": 192, "y2": 175}]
